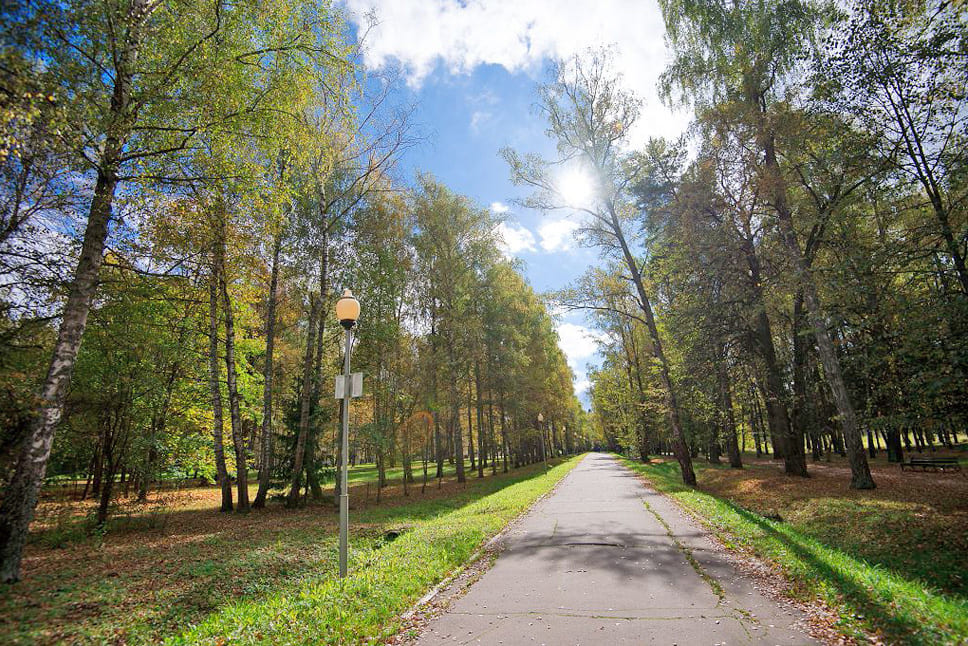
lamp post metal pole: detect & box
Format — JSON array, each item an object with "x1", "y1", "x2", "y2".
[
  {"x1": 538, "y1": 413, "x2": 548, "y2": 466},
  {"x1": 339, "y1": 327, "x2": 353, "y2": 578}
]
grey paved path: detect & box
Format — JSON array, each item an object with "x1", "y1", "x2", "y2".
[{"x1": 414, "y1": 453, "x2": 816, "y2": 645}]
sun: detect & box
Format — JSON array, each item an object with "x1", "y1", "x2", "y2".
[{"x1": 557, "y1": 168, "x2": 596, "y2": 208}]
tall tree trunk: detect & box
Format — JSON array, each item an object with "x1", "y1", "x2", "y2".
[
  {"x1": 749, "y1": 385, "x2": 763, "y2": 458},
  {"x1": 254, "y1": 233, "x2": 282, "y2": 508},
  {"x1": 138, "y1": 445, "x2": 156, "y2": 503},
  {"x1": 139, "y1": 362, "x2": 178, "y2": 502},
  {"x1": 609, "y1": 206, "x2": 696, "y2": 485},
  {"x1": 430, "y1": 315, "x2": 444, "y2": 479},
  {"x1": 886, "y1": 425, "x2": 904, "y2": 463},
  {"x1": 218, "y1": 227, "x2": 248, "y2": 511},
  {"x1": 452, "y1": 378, "x2": 465, "y2": 483},
  {"x1": 0, "y1": 0, "x2": 154, "y2": 584},
  {"x1": 90, "y1": 440, "x2": 104, "y2": 500},
  {"x1": 718, "y1": 357, "x2": 742, "y2": 468},
  {"x1": 307, "y1": 231, "x2": 329, "y2": 502},
  {"x1": 208, "y1": 267, "x2": 233, "y2": 512},
  {"x1": 475, "y1": 365, "x2": 485, "y2": 478},
  {"x1": 466, "y1": 381, "x2": 476, "y2": 472},
  {"x1": 96, "y1": 408, "x2": 131, "y2": 527},
  {"x1": 792, "y1": 293, "x2": 821, "y2": 462},
  {"x1": 763, "y1": 136, "x2": 875, "y2": 489},
  {"x1": 288, "y1": 294, "x2": 319, "y2": 507},
  {"x1": 739, "y1": 233, "x2": 803, "y2": 473},
  {"x1": 96, "y1": 415, "x2": 117, "y2": 527},
  {"x1": 488, "y1": 393, "x2": 498, "y2": 475},
  {"x1": 498, "y1": 394, "x2": 509, "y2": 473}
]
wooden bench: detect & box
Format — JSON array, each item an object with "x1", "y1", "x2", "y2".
[{"x1": 900, "y1": 457, "x2": 962, "y2": 473}]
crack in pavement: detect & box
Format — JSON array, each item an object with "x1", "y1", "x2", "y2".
[
  {"x1": 641, "y1": 496, "x2": 727, "y2": 601},
  {"x1": 407, "y1": 453, "x2": 816, "y2": 645}
]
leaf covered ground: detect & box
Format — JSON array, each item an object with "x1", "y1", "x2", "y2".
[
  {"x1": 625, "y1": 451, "x2": 968, "y2": 645},
  {"x1": 0, "y1": 458, "x2": 579, "y2": 645}
]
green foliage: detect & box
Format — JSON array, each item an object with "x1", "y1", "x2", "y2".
[
  {"x1": 0, "y1": 457, "x2": 580, "y2": 644},
  {"x1": 170, "y1": 458, "x2": 579, "y2": 645},
  {"x1": 623, "y1": 458, "x2": 968, "y2": 645}
]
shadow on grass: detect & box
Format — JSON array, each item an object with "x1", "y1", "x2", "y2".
[
  {"x1": 6, "y1": 459, "x2": 570, "y2": 645},
  {"x1": 623, "y1": 458, "x2": 967, "y2": 645},
  {"x1": 726, "y1": 505, "x2": 957, "y2": 645},
  {"x1": 166, "y1": 456, "x2": 582, "y2": 645},
  {"x1": 633, "y1": 457, "x2": 968, "y2": 597}
]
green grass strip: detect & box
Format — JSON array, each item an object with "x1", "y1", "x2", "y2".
[
  {"x1": 620, "y1": 458, "x2": 968, "y2": 646},
  {"x1": 169, "y1": 457, "x2": 581, "y2": 646}
]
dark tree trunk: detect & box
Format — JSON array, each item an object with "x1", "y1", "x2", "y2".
[
  {"x1": 707, "y1": 422, "x2": 722, "y2": 464},
  {"x1": 288, "y1": 294, "x2": 320, "y2": 507},
  {"x1": 763, "y1": 135, "x2": 874, "y2": 489},
  {"x1": 609, "y1": 206, "x2": 695, "y2": 486},
  {"x1": 499, "y1": 395, "x2": 509, "y2": 473},
  {"x1": 208, "y1": 267, "x2": 233, "y2": 512},
  {"x1": 307, "y1": 232, "x2": 329, "y2": 502},
  {"x1": 138, "y1": 445, "x2": 157, "y2": 503},
  {"x1": 91, "y1": 440, "x2": 104, "y2": 500},
  {"x1": 466, "y1": 382, "x2": 475, "y2": 472},
  {"x1": 749, "y1": 384, "x2": 763, "y2": 458},
  {"x1": 81, "y1": 451, "x2": 97, "y2": 501},
  {"x1": 886, "y1": 426, "x2": 903, "y2": 463},
  {"x1": 434, "y1": 414, "x2": 445, "y2": 478},
  {"x1": 219, "y1": 235, "x2": 249, "y2": 511},
  {"x1": 475, "y1": 366, "x2": 485, "y2": 478},
  {"x1": 718, "y1": 359, "x2": 742, "y2": 469},
  {"x1": 254, "y1": 232, "x2": 282, "y2": 509},
  {"x1": 452, "y1": 388, "x2": 465, "y2": 483},
  {"x1": 96, "y1": 415, "x2": 118, "y2": 527},
  {"x1": 488, "y1": 394, "x2": 498, "y2": 475},
  {"x1": 139, "y1": 359, "x2": 178, "y2": 503},
  {"x1": 96, "y1": 408, "x2": 132, "y2": 527},
  {"x1": 741, "y1": 233, "x2": 803, "y2": 475},
  {"x1": 792, "y1": 292, "x2": 819, "y2": 463},
  {"x1": 96, "y1": 462, "x2": 116, "y2": 528}
]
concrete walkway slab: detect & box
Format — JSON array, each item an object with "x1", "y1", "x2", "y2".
[{"x1": 413, "y1": 453, "x2": 815, "y2": 645}]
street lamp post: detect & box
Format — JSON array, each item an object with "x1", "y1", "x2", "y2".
[
  {"x1": 335, "y1": 289, "x2": 360, "y2": 579},
  {"x1": 537, "y1": 412, "x2": 548, "y2": 466}
]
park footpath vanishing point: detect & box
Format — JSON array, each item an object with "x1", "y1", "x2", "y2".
[{"x1": 411, "y1": 453, "x2": 816, "y2": 645}]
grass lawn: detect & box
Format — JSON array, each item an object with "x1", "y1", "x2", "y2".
[
  {"x1": 621, "y1": 453, "x2": 968, "y2": 645},
  {"x1": 0, "y1": 456, "x2": 580, "y2": 645}
]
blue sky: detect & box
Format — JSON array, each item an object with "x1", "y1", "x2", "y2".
[{"x1": 343, "y1": 0, "x2": 691, "y2": 403}]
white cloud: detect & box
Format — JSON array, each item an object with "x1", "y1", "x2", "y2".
[
  {"x1": 344, "y1": 0, "x2": 691, "y2": 146},
  {"x1": 496, "y1": 222, "x2": 536, "y2": 256},
  {"x1": 538, "y1": 217, "x2": 579, "y2": 252},
  {"x1": 489, "y1": 201, "x2": 510, "y2": 214},
  {"x1": 556, "y1": 322, "x2": 605, "y2": 363},
  {"x1": 471, "y1": 89, "x2": 500, "y2": 106},
  {"x1": 470, "y1": 110, "x2": 492, "y2": 133},
  {"x1": 555, "y1": 322, "x2": 606, "y2": 397}
]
